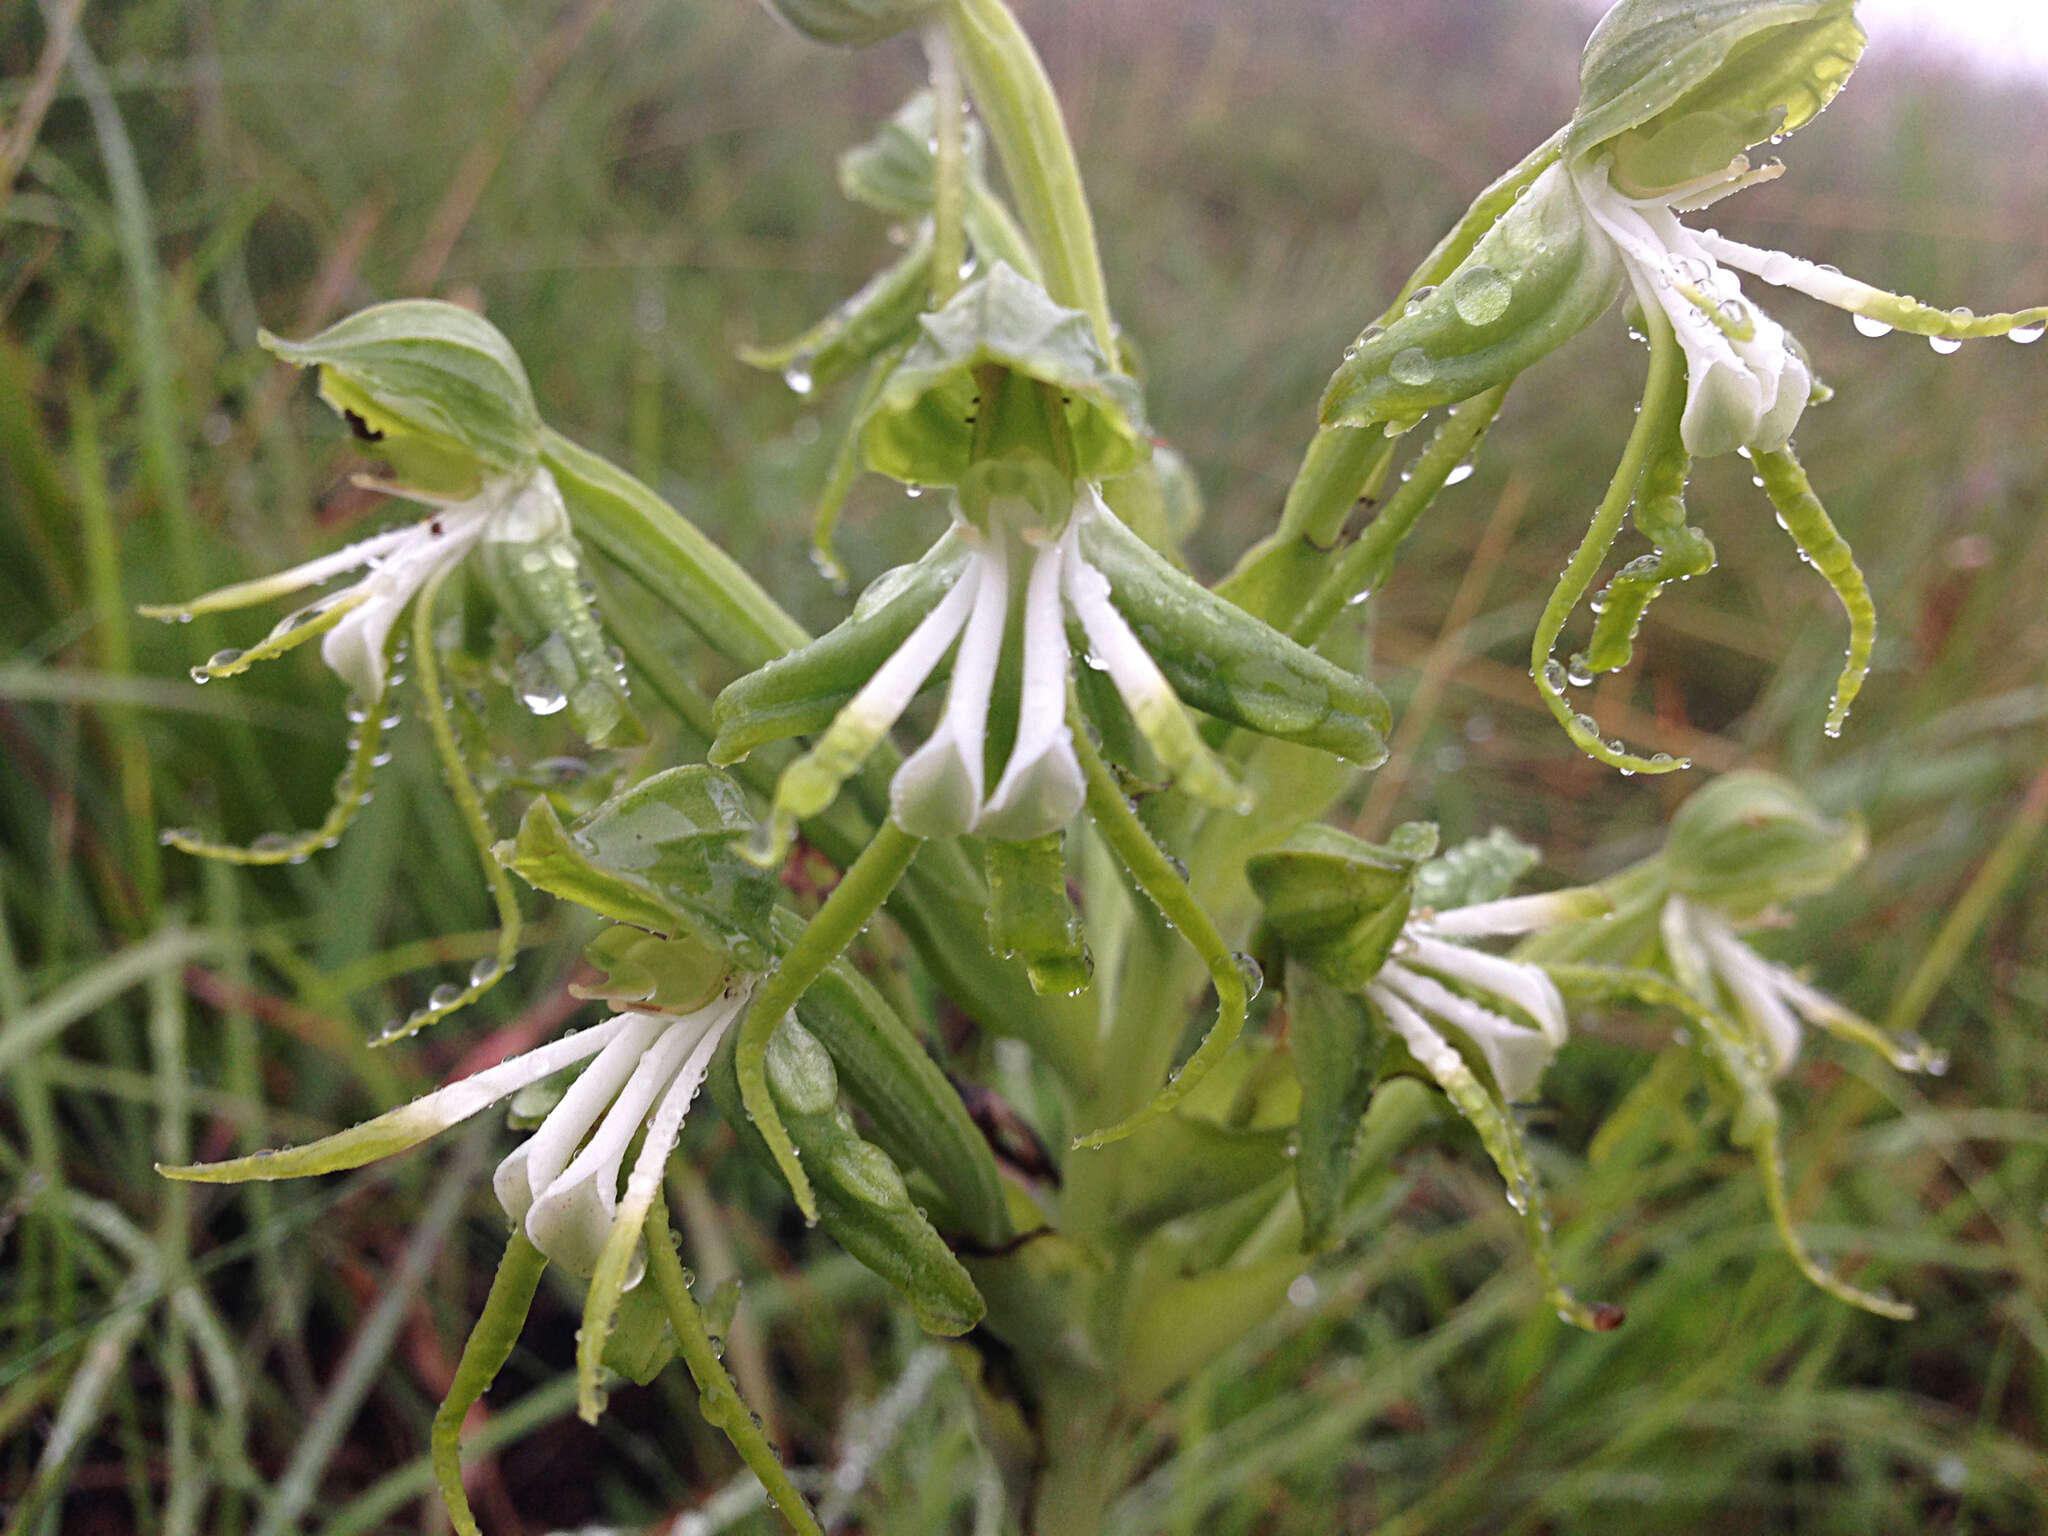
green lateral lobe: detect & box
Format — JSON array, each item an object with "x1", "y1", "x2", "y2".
[
  {"x1": 709, "y1": 533, "x2": 971, "y2": 765},
  {"x1": 1753, "y1": 445, "x2": 1875, "y2": 738},
  {"x1": 263, "y1": 300, "x2": 541, "y2": 483},
  {"x1": 541, "y1": 426, "x2": 807, "y2": 671},
  {"x1": 710, "y1": 1020, "x2": 985, "y2": 1335},
  {"x1": 1286, "y1": 959, "x2": 1385, "y2": 1249},
  {"x1": 1321, "y1": 162, "x2": 1623, "y2": 433},
  {"x1": 1574, "y1": 1, "x2": 1865, "y2": 194},
  {"x1": 1583, "y1": 413, "x2": 1712, "y2": 676},
  {"x1": 1076, "y1": 507, "x2": 1390, "y2": 764}
]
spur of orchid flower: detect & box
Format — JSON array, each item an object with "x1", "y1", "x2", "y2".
[
  {"x1": 1316, "y1": 0, "x2": 2047, "y2": 772},
  {"x1": 713, "y1": 262, "x2": 1390, "y2": 860}
]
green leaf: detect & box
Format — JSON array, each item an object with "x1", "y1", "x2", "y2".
[
  {"x1": 860, "y1": 263, "x2": 1150, "y2": 489},
  {"x1": 1076, "y1": 507, "x2": 1392, "y2": 765},
  {"x1": 1286, "y1": 959, "x2": 1385, "y2": 1249},
  {"x1": 755, "y1": 0, "x2": 940, "y2": 48},
  {"x1": 1572, "y1": 0, "x2": 1865, "y2": 193},
  {"x1": 1321, "y1": 162, "x2": 1623, "y2": 433},
  {"x1": 1247, "y1": 824, "x2": 1419, "y2": 991},
  {"x1": 262, "y1": 299, "x2": 541, "y2": 484},
  {"x1": 498, "y1": 767, "x2": 777, "y2": 963},
  {"x1": 1414, "y1": 828, "x2": 1541, "y2": 911}
]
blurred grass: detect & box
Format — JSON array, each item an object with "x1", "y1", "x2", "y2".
[{"x1": 2, "y1": 0, "x2": 2045, "y2": 1531}]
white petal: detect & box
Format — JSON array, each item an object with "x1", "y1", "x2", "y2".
[
  {"x1": 320, "y1": 506, "x2": 491, "y2": 697},
  {"x1": 1691, "y1": 907, "x2": 1804, "y2": 1077},
  {"x1": 141, "y1": 523, "x2": 425, "y2": 621},
  {"x1": 479, "y1": 467, "x2": 573, "y2": 545},
  {"x1": 493, "y1": 1012, "x2": 666, "y2": 1227},
  {"x1": 822, "y1": 555, "x2": 979, "y2": 773},
  {"x1": 978, "y1": 538, "x2": 1085, "y2": 840},
  {"x1": 892, "y1": 542, "x2": 1009, "y2": 837},
  {"x1": 1368, "y1": 983, "x2": 1468, "y2": 1084},
  {"x1": 1380, "y1": 962, "x2": 1556, "y2": 1103},
  {"x1": 1405, "y1": 934, "x2": 1569, "y2": 1049},
  {"x1": 524, "y1": 1016, "x2": 703, "y2": 1275},
  {"x1": 1420, "y1": 889, "x2": 1610, "y2": 938},
  {"x1": 1659, "y1": 896, "x2": 1717, "y2": 1005},
  {"x1": 1693, "y1": 231, "x2": 1888, "y2": 315}
]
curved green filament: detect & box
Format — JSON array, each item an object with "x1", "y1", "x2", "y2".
[
  {"x1": 377, "y1": 566, "x2": 522, "y2": 1044},
  {"x1": 431, "y1": 1231, "x2": 548, "y2": 1536},
  {"x1": 1070, "y1": 711, "x2": 1249, "y2": 1151},
  {"x1": 1583, "y1": 423, "x2": 1712, "y2": 675},
  {"x1": 734, "y1": 822, "x2": 924, "y2": 1221},
  {"x1": 645, "y1": 1201, "x2": 825, "y2": 1536},
  {"x1": 163, "y1": 701, "x2": 387, "y2": 866},
  {"x1": 1753, "y1": 446, "x2": 1874, "y2": 738},
  {"x1": 1547, "y1": 964, "x2": 1914, "y2": 1320},
  {"x1": 1530, "y1": 313, "x2": 1689, "y2": 775}
]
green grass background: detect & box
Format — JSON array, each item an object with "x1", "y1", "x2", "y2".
[{"x1": 2, "y1": 1, "x2": 2045, "y2": 1531}]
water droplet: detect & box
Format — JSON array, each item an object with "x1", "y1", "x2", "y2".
[
  {"x1": 2008, "y1": 322, "x2": 2044, "y2": 345},
  {"x1": 1852, "y1": 313, "x2": 1893, "y2": 338},
  {"x1": 1286, "y1": 1274, "x2": 1318, "y2": 1309},
  {"x1": 1542, "y1": 657, "x2": 1569, "y2": 693},
  {"x1": 428, "y1": 982, "x2": 463, "y2": 1011},
  {"x1": 1449, "y1": 265, "x2": 1514, "y2": 326},
  {"x1": 1345, "y1": 587, "x2": 1372, "y2": 608},
  {"x1": 1572, "y1": 712, "x2": 1599, "y2": 737},
  {"x1": 905, "y1": 483, "x2": 923, "y2": 499},
  {"x1": 1566, "y1": 655, "x2": 1595, "y2": 688},
  {"x1": 1232, "y1": 952, "x2": 1265, "y2": 1002},
  {"x1": 207, "y1": 648, "x2": 244, "y2": 672},
  {"x1": 469, "y1": 959, "x2": 502, "y2": 988},
  {"x1": 1389, "y1": 347, "x2": 1434, "y2": 387},
  {"x1": 783, "y1": 366, "x2": 813, "y2": 396},
  {"x1": 1445, "y1": 462, "x2": 1476, "y2": 486},
  {"x1": 1403, "y1": 284, "x2": 1438, "y2": 316},
  {"x1": 188, "y1": 667, "x2": 212, "y2": 685},
  {"x1": 250, "y1": 832, "x2": 296, "y2": 857},
  {"x1": 1929, "y1": 334, "x2": 1963, "y2": 355}
]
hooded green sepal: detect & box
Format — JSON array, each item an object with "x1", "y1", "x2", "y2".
[
  {"x1": 1286, "y1": 958, "x2": 1387, "y2": 1249},
  {"x1": 1321, "y1": 163, "x2": 1623, "y2": 434},
  {"x1": 986, "y1": 834, "x2": 1092, "y2": 998},
  {"x1": 496, "y1": 766, "x2": 778, "y2": 966},
  {"x1": 1582, "y1": 416, "x2": 1714, "y2": 675},
  {"x1": 573, "y1": 926, "x2": 731, "y2": 1015},
  {"x1": 262, "y1": 300, "x2": 541, "y2": 492},
  {"x1": 1076, "y1": 506, "x2": 1391, "y2": 764},
  {"x1": 710, "y1": 532, "x2": 971, "y2": 766},
  {"x1": 737, "y1": 224, "x2": 934, "y2": 397},
  {"x1": 1414, "y1": 827, "x2": 1541, "y2": 912},
  {"x1": 860, "y1": 263, "x2": 1150, "y2": 493},
  {"x1": 713, "y1": 1019, "x2": 985, "y2": 1335},
  {"x1": 777, "y1": 915, "x2": 1013, "y2": 1248},
  {"x1": 754, "y1": 0, "x2": 938, "y2": 47},
  {"x1": 471, "y1": 473, "x2": 646, "y2": 750},
  {"x1": 1572, "y1": 0, "x2": 1865, "y2": 195},
  {"x1": 840, "y1": 88, "x2": 987, "y2": 218},
  {"x1": 1247, "y1": 824, "x2": 1426, "y2": 992},
  {"x1": 1664, "y1": 770, "x2": 1864, "y2": 918}
]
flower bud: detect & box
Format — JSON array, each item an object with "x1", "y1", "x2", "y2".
[
  {"x1": 1572, "y1": 0, "x2": 1866, "y2": 195},
  {"x1": 753, "y1": 0, "x2": 940, "y2": 48},
  {"x1": 1664, "y1": 769, "x2": 1865, "y2": 916},
  {"x1": 261, "y1": 299, "x2": 541, "y2": 491}
]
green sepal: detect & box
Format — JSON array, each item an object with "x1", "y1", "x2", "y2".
[
  {"x1": 710, "y1": 1020, "x2": 986, "y2": 1335},
  {"x1": 985, "y1": 834, "x2": 1092, "y2": 998},
  {"x1": 860, "y1": 264, "x2": 1150, "y2": 490},
  {"x1": 839, "y1": 89, "x2": 986, "y2": 218},
  {"x1": 709, "y1": 533, "x2": 971, "y2": 765},
  {"x1": 1286, "y1": 958, "x2": 1386, "y2": 1250},
  {"x1": 1076, "y1": 507, "x2": 1391, "y2": 763},
  {"x1": 1414, "y1": 827, "x2": 1541, "y2": 911},
  {"x1": 1320, "y1": 163, "x2": 1623, "y2": 433},
  {"x1": 1110, "y1": 1113, "x2": 1294, "y2": 1236},
  {"x1": 1246, "y1": 824, "x2": 1421, "y2": 992},
  {"x1": 496, "y1": 766, "x2": 778, "y2": 965},
  {"x1": 737, "y1": 224, "x2": 935, "y2": 397},
  {"x1": 776, "y1": 912, "x2": 1013, "y2": 1248},
  {"x1": 1663, "y1": 770, "x2": 1864, "y2": 918},
  {"x1": 1572, "y1": 0, "x2": 1865, "y2": 194},
  {"x1": 472, "y1": 475, "x2": 646, "y2": 750},
  {"x1": 262, "y1": 300, "x2": 541, "y2": 487},
  {"x1": 573, "y1": 926, "x2": 730, "y2": 1015},
  {"x1": 753, "y1": 0, "x2": 938, "y2": 47},
  {"x1": 599, "y1": 1281, "x2": 678, "y2": 1386}
]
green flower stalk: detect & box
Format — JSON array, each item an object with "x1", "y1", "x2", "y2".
[{"x1": 1318, "y1": 0, "x2": 2046, "y2": 769}]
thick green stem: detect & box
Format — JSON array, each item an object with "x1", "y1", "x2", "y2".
[
  {"x1": 645, "y1": 1203, "x2": 824, "y2": 1536},
  {"x1": 946, "y1": 0, "x2": 1114, "y2": 350},
  {"x1": 431, "y1": 1233, "x2": 548, "y2": 1536},
  {"x1": 735, "y1": 822, "x2": 925, "y2": 1219}
]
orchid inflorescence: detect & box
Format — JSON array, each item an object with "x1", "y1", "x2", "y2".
[{"x1": 139, "y1": 3, "x2": 2029, "y2": 1532}]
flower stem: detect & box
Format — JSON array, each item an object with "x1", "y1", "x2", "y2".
[
  {"x1": 926, "y1": 24, "x2": 967, "y2": 310},
  {"x1": 946, "y1": 0, "x2": 1114, "y2": 350},
  {"x1": 734, "y1": 822, "x2": 925, "y2": 1220},
  {"x1": 644, "y1": 1202, "x2": 824, "y2": 1536},
  {"x1": 431, "y1": 1232, "x2": 548, "y2": 1536}
]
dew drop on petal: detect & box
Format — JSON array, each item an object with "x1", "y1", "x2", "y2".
[
  {"x1": 1852, "y1": 313, "x2": 1893, "y2": 339},
  {"x1": 428, "y1": 982, "x2": 463, "y2": 1010},
  {"x1": 2009, "y1": 322, "x2": 2045, "y2": 345},
  {"x1": 1929, "y1": 335, "x2": 1963, "y2": 356}
]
